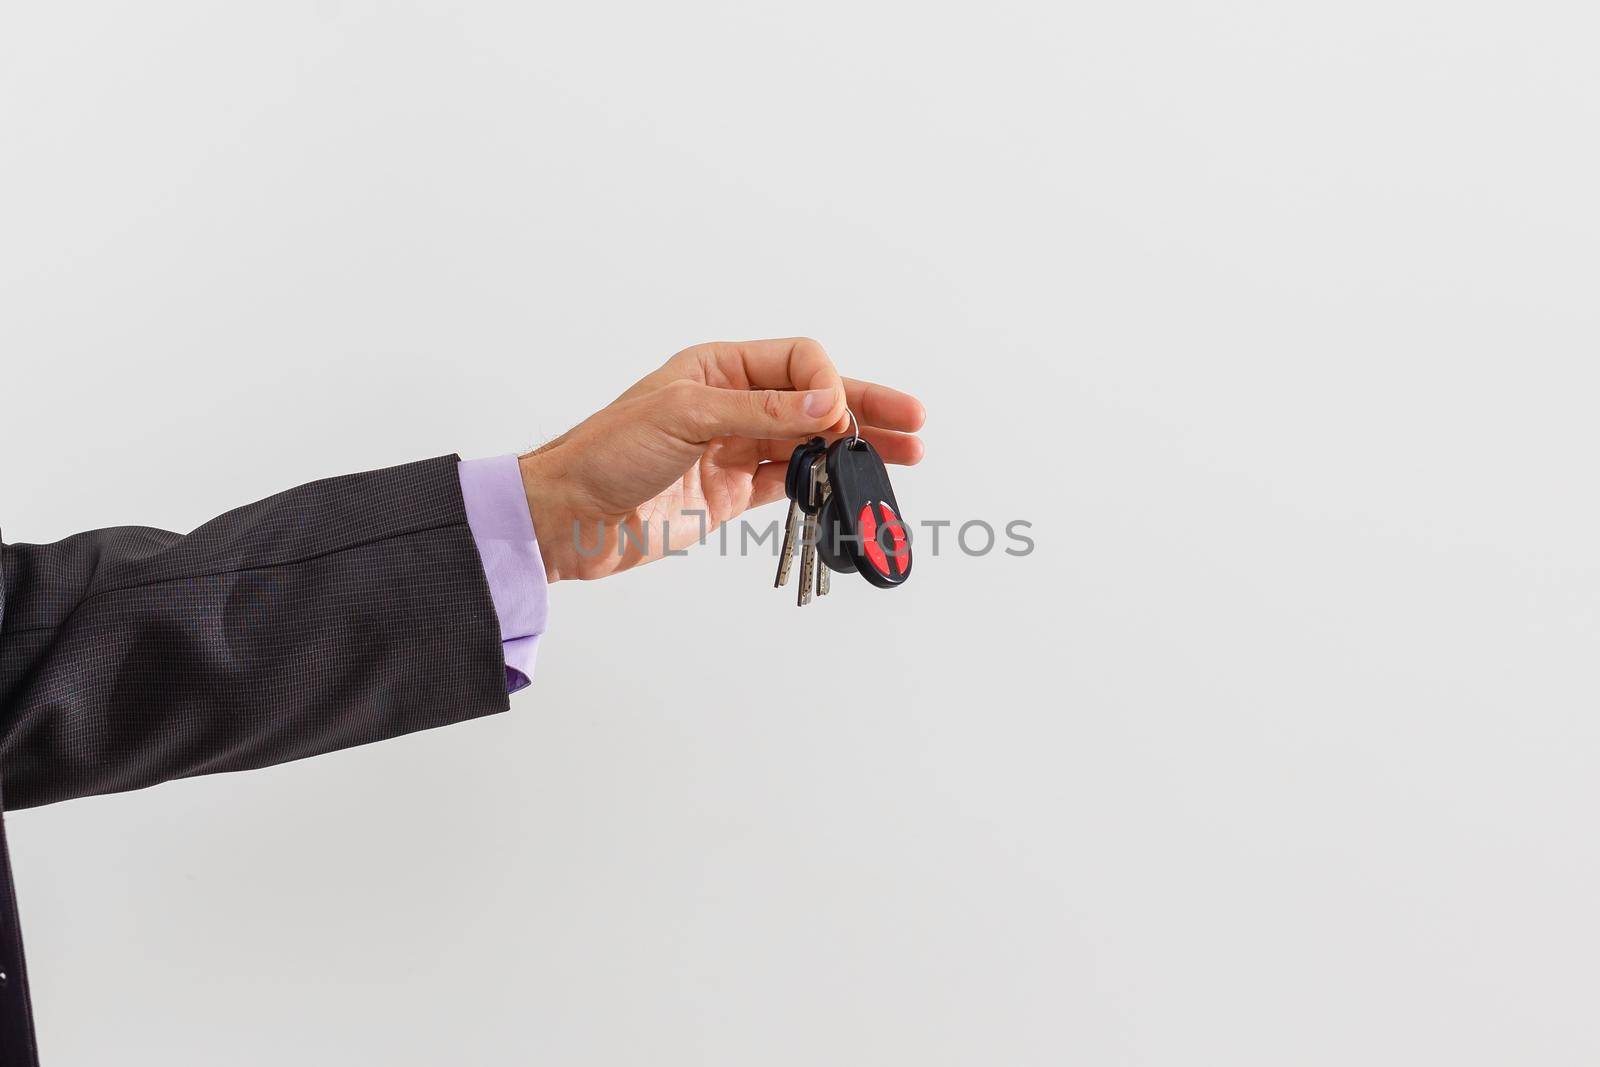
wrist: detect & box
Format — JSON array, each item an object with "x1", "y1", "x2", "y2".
[{"x1": 518, "y1": 449, "x2": 575, "y2": 584}]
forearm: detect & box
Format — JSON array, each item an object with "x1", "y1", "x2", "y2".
[{"x1": 0, "y1": 456, "x2": 509, "y2": 810}]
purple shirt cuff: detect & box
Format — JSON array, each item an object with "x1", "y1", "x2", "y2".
[{"x1": 457, "y1": 455, "x2": 549, "y2": 693}]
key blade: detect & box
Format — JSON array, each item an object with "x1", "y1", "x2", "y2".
[
  {"x1": 798, "y1": 515, "x2": 818, "y2": 606},
  {"x1": 774, "y1": 501, "x2": 801, "y2": 588}
]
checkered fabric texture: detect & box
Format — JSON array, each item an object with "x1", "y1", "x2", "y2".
[{"x1": 0, "y1": 455, "x2": 513, "y2": 1064}]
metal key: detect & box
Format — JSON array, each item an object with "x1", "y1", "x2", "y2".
[
  {"x1": 815, "y1": 467, "x2": 831, "y2": 599},
  {"x1": 775, "y1": 437, "x2": 826, "y2": 589},
  {"x1": 774, "y1": 497, "x2": 801, "y2": 587},
  {"x1": 797, "y1": 452, "x2": 828, "y2": 606}
]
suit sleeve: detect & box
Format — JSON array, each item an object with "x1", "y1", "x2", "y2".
[{"x1": 0, "y1": 455, "x2": 510, "y2": 811}]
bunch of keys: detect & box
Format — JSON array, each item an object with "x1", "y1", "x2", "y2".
[{"x1": 773, "y1": 421, "x2": 912, "y2": 606}]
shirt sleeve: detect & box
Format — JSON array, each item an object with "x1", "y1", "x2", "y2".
[{"x1": 456, "y1": 455, "x2": 549, "y2": 693}]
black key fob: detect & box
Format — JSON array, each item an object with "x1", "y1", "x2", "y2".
[
  {"x1": 785, "y1": 436, "x2": 828, "y2": 512},
  {"x1": 821, "y1": 436, "x2": 911, "y2": 588}
]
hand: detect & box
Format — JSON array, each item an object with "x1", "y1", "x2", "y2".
[{"x1": 518, "y1": 338, "x2": 926, "y2": 581}]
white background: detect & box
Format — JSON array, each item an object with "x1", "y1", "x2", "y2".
[{"x1": 3, "y1": 1, "x2": 1598, "y2": 1064}]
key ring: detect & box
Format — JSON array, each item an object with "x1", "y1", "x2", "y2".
[{"x1": 844, "y1": 406, "x2": 862, "y2": 448}]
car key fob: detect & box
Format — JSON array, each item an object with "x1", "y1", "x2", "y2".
[{"x1": 820, "y1": 435, "x2": 911, "y2": 588}]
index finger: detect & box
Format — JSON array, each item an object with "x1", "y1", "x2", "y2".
[{"x1": 844, "y1": 378, "x2": 926, "y2": 434}]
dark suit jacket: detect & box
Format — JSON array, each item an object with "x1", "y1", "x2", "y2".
[{"x1": 0, "y1": 456, "x2": 511, "y2": 1064}]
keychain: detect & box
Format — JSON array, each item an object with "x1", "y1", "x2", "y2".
[{"x1": 772, "y1": 410, "x2": 911, "y2": 605}]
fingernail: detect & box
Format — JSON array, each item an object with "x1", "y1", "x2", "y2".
[{"x1": 802, "y1": 388, "x2": 836, "y2": 418}]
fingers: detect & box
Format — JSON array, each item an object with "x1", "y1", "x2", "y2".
[
  {"x1": 616, "y1": 336, "x2": 839, "y2": 405},
  {"x1": 674, "y1": 341, "x2": 925, "y2": 435},
  {"x1": 750, "y1": 462, "x2": 789, "y2": 508},
  {"x1": 694, "y1": 343, "x2": 923, "y2": 422},
  {"x1": 651, "y1": 379, "x2": 841, "y2": 443},
  {"x1": 844, "y1": 378, "x2": 926, "y2": 434},
  {"x1": 754, "y1": 427, "x2": 924, "y2": 466},
  {"x1": 695, "y1": 338, "x2": 845, "y2": 396},
  {"x1": 641, "y1": 341, "x2": 926, "y2": 453},
  {"x1": 747, "y1": 379, "x2": 926, "y2": 464}
]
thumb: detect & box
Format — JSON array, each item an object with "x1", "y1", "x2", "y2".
[{"x1": 656, "y1": 381, "x2": 843, "y2": 441}]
